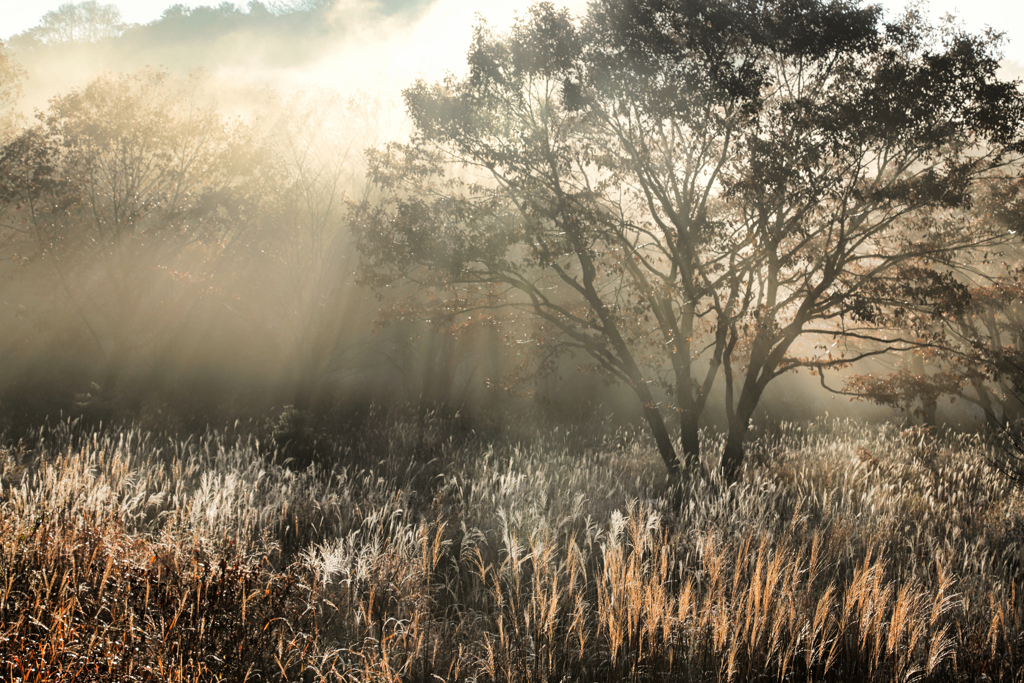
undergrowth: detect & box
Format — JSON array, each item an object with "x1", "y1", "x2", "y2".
[{"x1": 1, "y1": 415, "x2": 1022, "y2": 681}]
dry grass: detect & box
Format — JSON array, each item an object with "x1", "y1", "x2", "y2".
[{"x1": 1, "y1": 415, "x2": 1022, "y2": 681}]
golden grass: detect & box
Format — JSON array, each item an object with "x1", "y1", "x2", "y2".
[{"x1": 1, "y1": 416, "x2": 1022, "y2": 681}]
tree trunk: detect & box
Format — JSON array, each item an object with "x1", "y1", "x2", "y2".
[
  {"x1": 679, "y1": 409, "x2": 702, "y2": 475},
  {"x1": 642, "y1": 400, "x2": 681, "y2": 481},
  {"x1": 625, "y1": 375, "x2": 682, "y2": 479},
  {"x1": 919, "y1": 394, "x2": 938, "y2": 427},
  {"x1": 911, "y1": 355, "x2": 937, "y2": 426},
  {"x1": 722, "y1": 383, "x2": 762, "y2": 483},
  {"x1": 721, "y1": 427, "x2": 746, "y2": 484},
  {"x1": 970, "y1": 377, "x2": 997, "y2": 423},
  {"x1": 669, "y1": 298, "x2": 705, "y2": 476}
]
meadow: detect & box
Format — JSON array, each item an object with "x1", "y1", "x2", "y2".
[{"x1": 1, "y1": 412, "x2": 1022, "y2": 682}]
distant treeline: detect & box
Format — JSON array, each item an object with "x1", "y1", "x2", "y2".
[{"x1": 6, "y1": 0, "x2": 432, "y2": 72}]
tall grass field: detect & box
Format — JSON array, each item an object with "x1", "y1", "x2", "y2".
[{"x1": 1, "y1": 414, "x2": 1022, "y2": 681}]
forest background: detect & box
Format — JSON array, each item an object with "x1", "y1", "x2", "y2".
[{"x1": 1, "y1": 0, "x2": 1022, "y2": 454}]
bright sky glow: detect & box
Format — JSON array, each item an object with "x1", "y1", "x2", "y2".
[{"x1": 2, "y1": 0, "x2": 1022, "y2": 66}]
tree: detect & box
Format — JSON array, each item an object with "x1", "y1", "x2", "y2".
[
  {"x1": 0, "y1": 69, "x2": 266, "y2": 400},
  {"x1": 354, "y1": 0, "x2": 1024, "y2": 482},
  {"x1": 844, "y1": 172, "x2": 1024, "y2": 425},
  {"x1": 0, "y1": 42, "x2": 24, "y2": 137},
  {"x1": 21, "y1": 1, "x2": 127, "y2": 44}
]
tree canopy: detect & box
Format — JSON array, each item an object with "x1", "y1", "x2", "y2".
[
  {"x1": 22, "y1": 1, "x2": 127, "y2": 44},
  {"x1": 354, "y1": 0, "x2": 1024, "y2": 482}
]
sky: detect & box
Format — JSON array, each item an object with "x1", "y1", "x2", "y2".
[{"x1": 2, "y1": 0, "x2": 1022, "y2": 66}]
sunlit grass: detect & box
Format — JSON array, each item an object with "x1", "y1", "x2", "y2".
[{"x1": 1, "y1": 415, "x2": 1021, "y2": 681}]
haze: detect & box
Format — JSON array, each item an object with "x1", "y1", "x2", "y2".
[
  {"x1": 1, "y1": 0, "x2": 1022, "y2": 441},
  {"x1": 5, "y1": 0, "x2": 1023, "y2": 73},
  {"x1": 5, "y1": 0, "x2": 1024, "y2": 675}
]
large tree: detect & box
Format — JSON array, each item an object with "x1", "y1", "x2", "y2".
[{"x1": 354, "y1": 0, "x2": 1024, "y2": 481}]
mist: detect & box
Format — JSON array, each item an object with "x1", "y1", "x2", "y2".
[
  {"x1": 0, "y1": 0, "x2": 605, "y2": 438},
  {"x1": 0, "y1": 0, "x2": 1020, "y2": 447},
  {"x1": 5, "y1": 0, "x2": 597, "y2": 115}
]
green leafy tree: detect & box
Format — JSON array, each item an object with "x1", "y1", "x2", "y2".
[{"x1": 354, "y1": 0, "x2": 1024, "y2": 481}]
